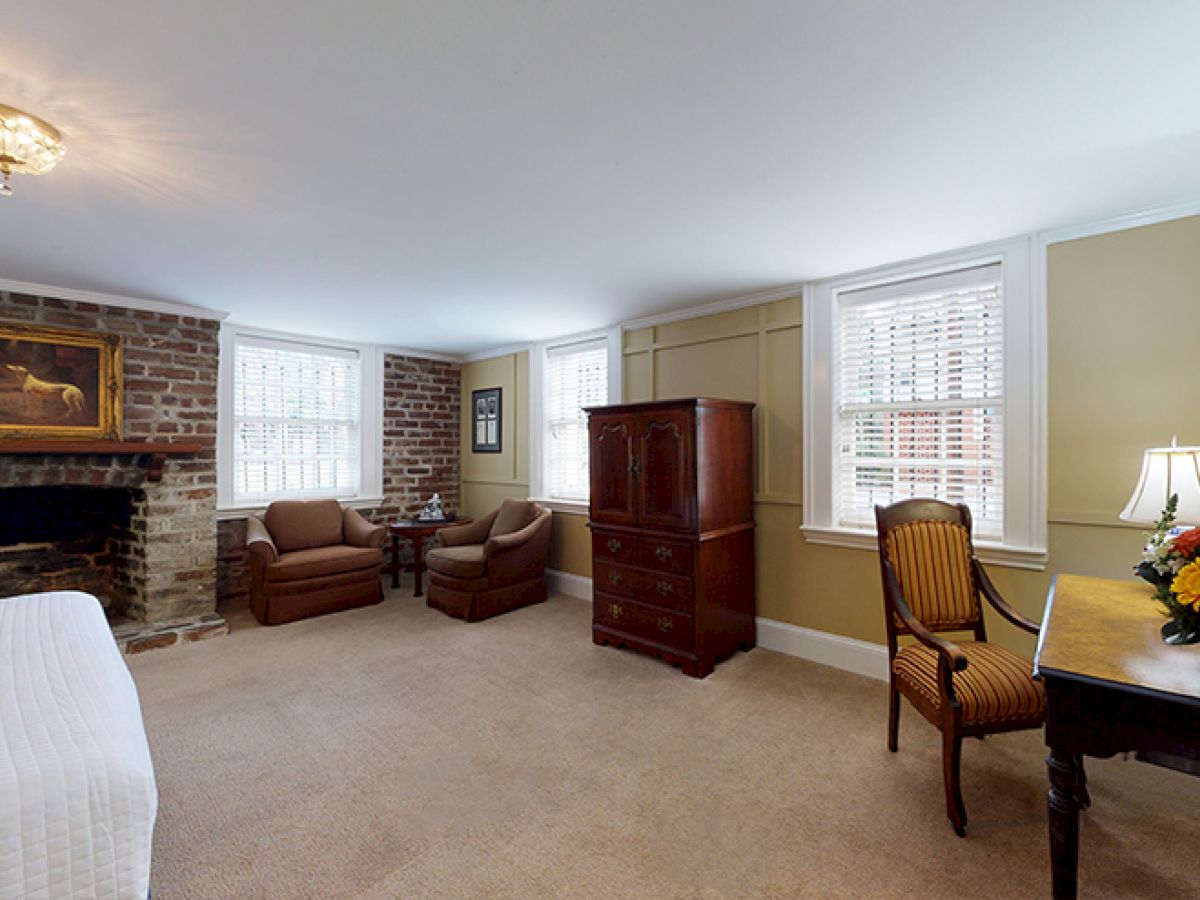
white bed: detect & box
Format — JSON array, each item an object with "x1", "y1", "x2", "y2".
[{"x1": 0, "y1": 591, "x2": 157, "y2": 900}]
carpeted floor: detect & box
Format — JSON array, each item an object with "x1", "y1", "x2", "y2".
[{"x1": 127, "y1": 589, "x2": 1200, "y2": 899}]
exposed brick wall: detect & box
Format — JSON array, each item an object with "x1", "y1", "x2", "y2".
[
  {"x1": 0, "y1": 292, "x2": 220, "y2": 623},
  {"x1": 378, "y1": 353, "x2": 462, "y2": 522}
]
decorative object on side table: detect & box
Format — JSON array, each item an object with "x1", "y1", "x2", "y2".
[
  {"x1": 417, "y1": 492, "x2": 446, "y2": 521},
  {"x1": 1121, "y1": 438, "x2": 1200, "y2": 645}
]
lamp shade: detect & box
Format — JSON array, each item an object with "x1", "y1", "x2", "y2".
[{"x1": 1120, "y1": 443, "x2": 1200, "y2": 524}]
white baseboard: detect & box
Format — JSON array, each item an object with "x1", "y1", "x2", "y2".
[
  {"x1": 755, "y1": 617, "x2": 889, "y2": 682},
  {"x1": 546, "y1": 569, "x2": 593, "y2": 601},
  {"x1": 544, "y1": 570, "x2": 889, "y2": 681}
]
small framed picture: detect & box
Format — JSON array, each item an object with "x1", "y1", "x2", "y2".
[{"x1": 472, "y1": 387, "x2": 501, "y2": 453}]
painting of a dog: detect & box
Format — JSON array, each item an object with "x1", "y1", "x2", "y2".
[{"x1": 0, "y1": 324, "x2": 122, "y2": 439}]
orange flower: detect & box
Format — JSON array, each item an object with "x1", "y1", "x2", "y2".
[{"x1": 1171, "y1": 528, "x2": 1200, "y2": 560}]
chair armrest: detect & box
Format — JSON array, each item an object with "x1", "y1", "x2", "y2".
[
  {"x1": 972, "y1": 557, "x2": 1040, "y2": 635},
  {"x1": 484, "y1": 510, "x2": 551, "y2": 557},
  {"x1": 245, "y1": 515, "x2": 278, "y2": 564},
  {"x1": 883, "y1": 558, "x2": 968, "y2": 676},
  {"x1": 344, "y1": 507, "x2": 385, "y2": 548},
  {"x1": 437, "y1": 512, "x2": 497, "y2": 547}
]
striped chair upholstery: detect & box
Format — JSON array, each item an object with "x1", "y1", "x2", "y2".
[
  {"x1": 885, "y1": 520, "x2": 980, "y2": 631},
  {"x1": 892, "y1": 641, "x2": 1045, "y2": 726}
]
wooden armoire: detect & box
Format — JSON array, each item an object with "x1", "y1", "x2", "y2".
[{"x1": 584, "y1": 398, "x2": 756, "y2": 678}]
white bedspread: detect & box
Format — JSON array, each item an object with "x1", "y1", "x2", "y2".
[{"x1": 0, "y1": 591, "x2": 157, "y2": 900}]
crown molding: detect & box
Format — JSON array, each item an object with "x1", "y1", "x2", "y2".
[
  {"x1": 0, "y1": 277, "x2": 228, "y2": 321},
  {"x1": 463, "y1": 341, "x2": 533, "y2": 362},
  {"x1": 380, "y1": 344, "x2": 464, "y2": 363},
  {"x1": 1037, "y1": 198, "x2": 1200, "y2": 246},
  {"x1": 619, "y1": 283, "x2": 804, "y2": 331}
]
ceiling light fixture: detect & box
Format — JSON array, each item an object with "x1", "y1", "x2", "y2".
[{"x1": 0, "y1": 103, "x2": 66, "y2": 196}]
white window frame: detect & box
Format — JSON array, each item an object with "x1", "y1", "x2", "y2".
[
  {"x1": 217, "y1": 323, "x2": 383, "y2": 515},
  {"x1": 529, "y1": 327, "x2": 622, "y2": 515},
  {"x1": 802, "y1": 236, "x2": 1047, "y2": 569}
]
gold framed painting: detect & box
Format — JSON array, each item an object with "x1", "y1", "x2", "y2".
[{"x1": 0, "y1": 323, "x2": 122, "y2": 439}]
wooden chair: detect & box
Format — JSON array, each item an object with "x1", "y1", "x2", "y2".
[{"x1": 875, "y1": 499, "x2": 1047, "y2": 836}]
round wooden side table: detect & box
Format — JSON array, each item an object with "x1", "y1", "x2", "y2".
[{"x1": 388, "y1": 518, "x2": 471, "y2": 596}]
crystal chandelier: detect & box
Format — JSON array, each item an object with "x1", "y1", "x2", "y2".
[{"x1": 0, "y1": 104, "x2": 66, "y2": 196}]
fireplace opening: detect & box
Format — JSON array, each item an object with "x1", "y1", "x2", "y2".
[{"x1": 0, "y1": 486, "x2": 137, "y2": 618}]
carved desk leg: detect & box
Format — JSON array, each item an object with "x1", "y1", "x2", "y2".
[{"x1": 1047, "y1": 748, "x2": 1081, "y2": 899}]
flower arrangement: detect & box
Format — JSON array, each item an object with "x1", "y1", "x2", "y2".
[{"x1": 1134, "y1": 494, "x2": 1200, "y2": 644}]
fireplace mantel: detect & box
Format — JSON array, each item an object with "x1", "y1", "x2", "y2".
[{"x1": 0, "y1": 440, "x2": 203, "y2": 482}]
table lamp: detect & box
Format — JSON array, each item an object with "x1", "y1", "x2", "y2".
[{"x1": 1119, "y1": 437, "x2": 1200, "y2": 525}]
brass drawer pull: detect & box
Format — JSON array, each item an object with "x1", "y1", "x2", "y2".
[
  {"x1": 658, "y1": 617, "x2": 674, "y2": 633},
  {"x1": 609, "y1": 603, "x2": 624, "y2": 619},
  {"x1": 609, "y1": 571, "x2": 624, "y2": 586},
  {"x1": 607, "y1": 538, "x2": 622, "y2": 553},
  {"x1": 655, "y1": 545, "x2": 672, "y2": 561},
  {"x1": 656, "y1": 580, "x2": 674, "y2": 597}
]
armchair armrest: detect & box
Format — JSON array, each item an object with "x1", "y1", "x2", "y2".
[
  {"x1": 246, "y1": 515, "x2": 277, "y2": 594},
  {"x1": 972, "y1": 557, "x2": 1040, "y2": 635},
  {"x1": 484, "y1": 511, "x2": 551, "y2": 557},
  {"x1": 437, "y1": 511, "x2": 497, "y2": 547},
  {"x1": 344, "y1": 507, "x2": 385, "y2": 548},
  {"x1": 245, "y1": 515, "x2": 278, "y2": 564},
  {"x1": 883, "y1": 558, "x2": 968, "y2": 680}
]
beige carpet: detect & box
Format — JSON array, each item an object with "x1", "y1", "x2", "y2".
[{"x1": 128, "y1": 590, "x2": 1199, "y2": 899}]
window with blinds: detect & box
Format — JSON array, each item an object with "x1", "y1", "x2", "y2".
[
  {"x1": 545, "y1": 338, "x2": 608, "y2": 501},
  {"x1": 231, "y1": 336, "x2": 362, "y2": 503},
  {"x1": 836, "y1": 263, "x2": 1004, "y2": 538}
]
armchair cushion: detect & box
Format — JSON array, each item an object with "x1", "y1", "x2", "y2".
[
  {"x1": 425, "y1": 545, "x2": 486, "y2": 579},
  {"x1": 264, "y1": 545, "x2": 381, "y2": 583},
  {"x1": 489, "y1": 498, "x2": 539, "y2": 538},
  {"x1": 893, "y1": 641, "x2": 1045, "y2": 727},
  {"x1": 264, "y1": 499, "x2": 344, "y2": 552}
]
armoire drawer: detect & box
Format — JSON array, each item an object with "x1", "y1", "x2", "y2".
[
  {"x1": 593, "y1": 560, "x2": 693, "y2": 613},
  {"x1": 591, "y1": 530, "x2": 639, "y2": 566},
  {"x1": 593, "y1": 592, "x2": 693, "y2": 653},
  {"x1": 637, "y1": 536, "x2": 693, "y2": 576}
]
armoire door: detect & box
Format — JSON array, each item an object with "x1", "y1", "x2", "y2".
[
  {"x1": 636, "y1": 409, "x2": 695, "y2": 531},
  {"x1": 588, "y1": 413, "x2": 638, "y2": 526}
]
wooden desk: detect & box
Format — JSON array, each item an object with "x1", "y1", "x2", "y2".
[
  {"x1": 388, "y1": 518, "x2": 470, "y2": 596},
  {"x1": 1034, "y1": 574, "x2": 1200, "y2": 898}
]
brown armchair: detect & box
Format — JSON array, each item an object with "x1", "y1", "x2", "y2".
[
  {"x1": 425, "y1": 499, "x2": 552, "y2": 622},
  {"x1": 246, "y1": 499, "x2": 386, "y2": 625},
  {"x1": 875, "y1": 499, "x2": 1048, "y2": 836}
]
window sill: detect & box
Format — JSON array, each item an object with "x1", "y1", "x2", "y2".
[
  {"x1": 530, "y1": 497, "x2": 590, "y2": 515},
  {"x1": 800, "y1": 525, "x2": 1048, "y2": 571},
  {"x1": 215, "y1": 496, "x2": 385, "y2": 521}
]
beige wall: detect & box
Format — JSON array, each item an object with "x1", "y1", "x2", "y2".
[
  {"x1": 459, "y1": 215, "x2": 1200, "y2": 656},
  {"x1": 460, "y1": 351, "x2": 530, "y2": 518}
]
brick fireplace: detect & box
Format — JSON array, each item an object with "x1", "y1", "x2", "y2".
[{"x1": 1, "y1": 291, "x2": 225, "y2": 651}]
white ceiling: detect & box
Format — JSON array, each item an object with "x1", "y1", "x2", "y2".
[{"x1": 2, "y1": 1, "x2": 1199, "y2": 354}]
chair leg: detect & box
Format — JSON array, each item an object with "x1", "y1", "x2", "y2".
[
  {"x1": 887, "y1": 687, "x2": 900, "y2": 752},
  {"x1": 942, "y1": 729, "x2": 967, "y2": 837},
  {"x1": 1074, "y1": 754, "x2": 1091, "y2": 808}
]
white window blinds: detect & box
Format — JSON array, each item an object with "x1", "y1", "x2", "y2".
[
  {"x1": 545, "y1": 338, "x2": 608, "y2": 501},
  {"x1": 836, "y1": 263, "x2": 1004, "y2": 538},
  {"x1": 231, "y1": 335, "x2": 362, "y2": 503}
]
